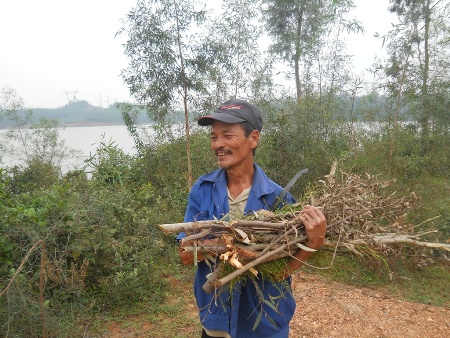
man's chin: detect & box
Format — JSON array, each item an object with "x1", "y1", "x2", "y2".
[{"x1": 217, "y1": 160, "x2": 228, "y2": 169}]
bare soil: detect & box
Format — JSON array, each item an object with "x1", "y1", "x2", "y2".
[
  {"x1": 98, "y1": 273, "x2": 450, "y2": 338},
  {"x1": 290, "y1": 273, "x2": 450, "y2": 338}
]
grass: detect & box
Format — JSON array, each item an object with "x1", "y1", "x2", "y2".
[
  {"x1": 405, "y1": 175, "x2": 450, "y2": 242},
  {"x1": 385, "y1": 260, "x2": 450, "y2": 307}
]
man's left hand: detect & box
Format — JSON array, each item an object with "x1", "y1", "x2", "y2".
[{"x1": 298, "y1": 205, "x2": 327, "y2": 249}]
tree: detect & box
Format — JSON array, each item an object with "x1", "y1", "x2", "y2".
[
  {"x1": 118, "y1": 0, "x2": 281, "y2": 188},
  {"x1": 117, "y1": 0, "x2": 209, "y2": 188},
  {"x1": 0, "y1": 87, "x2": 24, "y2": 118},
  {"x1": 200, "y1": 0, "x2": 265, "y2": 101},
  {"x1": 262, "y1": 0, "x2": 363, "y2": 101},
  {"x1": 379, "y1": 0, "x2": 450, "y2": 173},
  {"x1": 257, "y1": 1, "x2": 364, "y2": 183},
  {"x1": 1, "y1": 87, "x2": 24, "y2": 165},
  {"x1": 0, "y1": 87, "x2": 74, "y2": 180}
]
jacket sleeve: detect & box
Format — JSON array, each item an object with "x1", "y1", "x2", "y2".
[{"x1": 183, "y1": 183, "x2": 204, "y2": 222}]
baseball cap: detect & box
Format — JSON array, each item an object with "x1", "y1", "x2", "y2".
[{"x1": 198, "y1": 99, "x2": 263, "y2": 131}]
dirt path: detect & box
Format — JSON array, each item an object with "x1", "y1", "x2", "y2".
[
  {"x1": 290, "y1": 273, "x2": 450, "y2": 338},
  {"x1": 99, "y1": 272, "x2": 450, "y2": 337}
]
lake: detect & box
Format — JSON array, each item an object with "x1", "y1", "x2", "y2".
[
  {"x1": 0, "y1": 125, "x2": 151, "y2": 172},
  {"x1": 0, "y1": 121, "x2": 387, "y2": 173}
]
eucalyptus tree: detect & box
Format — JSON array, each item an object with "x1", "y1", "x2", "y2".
[
  {"x1": 0, "y1": 87, "x2": 24, "y2": 118},
  {"x1": 262, "y1": 0, "x2": 363, "y2": 102},
  {"x1": 261, "y1": 0, "x2": 363, "y2": 151},
  {"x1": 383, "y1": 0, "x2": 450, "y2": 159},
  {"x1": 200, "y1": 0, "x2": 266, "y2": 102},
  {"x1": 258, "y1": 0, "x2": 364, "y2": 180},
  {"x1": 0, "y1": 87, "x2": 23, "y2": 164},
  {"x1": 117, "y1": 0, "x2": 209, "y2": 188},
  {"x1": 368, "y1": 0, "x2": 450, "y2": 177}
]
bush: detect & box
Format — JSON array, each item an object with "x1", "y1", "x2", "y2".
[{"x1": 0, "y1": 145, "x2": 186, "y2": 335}]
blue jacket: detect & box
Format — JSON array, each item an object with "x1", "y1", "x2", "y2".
[{"x1": 180, "y1": 164, "x2": 296, "y2": 338}]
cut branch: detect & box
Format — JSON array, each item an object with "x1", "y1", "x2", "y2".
[
  {"x1": 350, "y1": 234, "x2": 450, "y2": 251},
  {"x1": 202, "y1": 235, "x2": 308, "y2": 293}
]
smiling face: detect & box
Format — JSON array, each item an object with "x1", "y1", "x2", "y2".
[{"x1": 210, "y1": 121, "x2": 259, "y2": 170}]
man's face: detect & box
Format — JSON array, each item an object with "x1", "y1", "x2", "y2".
[{"x1": 210, "y1": 121, "x2": 259, "y2": 170}]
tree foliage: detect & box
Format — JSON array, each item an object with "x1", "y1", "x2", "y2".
[
  {"x1": 200, "y1": 0, "x2": 266, "y2": 101},
  {"x1": 118, "y1": 0, "x2": 208, "y2": 117},
  {"x1": 262, "y1": 0, "x2": 364, "y2": 100},
  {"x1": 371, "y1": 0, "x2": 450, "y2": 175}
]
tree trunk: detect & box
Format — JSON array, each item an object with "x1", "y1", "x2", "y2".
[
  {"x1": 420, "y1": 0, "x2": 431, "y2": 155},
  {"x1": 174, "y1": 2, "x2": 193, "y2": 189},
  {"x1": 294, "y1": 1, "x2": 305, "y2": 102}
]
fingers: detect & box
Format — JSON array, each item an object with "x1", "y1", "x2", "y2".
[
  {"x1": 299, "y1": 205, "x2": 326, "y2": 227},
  {"x1": 298, "y1": 205, "x2": 326, "y2": 250}
]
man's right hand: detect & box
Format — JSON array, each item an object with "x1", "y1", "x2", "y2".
[{"x1": 178, "y1": 238, "x2": 220, "y2": 265}]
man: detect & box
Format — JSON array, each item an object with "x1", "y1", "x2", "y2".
[{"x1": 178, "y1": 99, "x2": 326, "y2": 338}]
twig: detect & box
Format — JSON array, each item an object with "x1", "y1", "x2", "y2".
[
  {"x1": 349, "y1": 234, "x2": 450, "y2": 251},
  {"x1": 181, "y1": 229, "x2": 212, "y2": 242},
  {"x1": 1, "y1": 240, "x2": 44, "y2": 296},
  {"x1": 258, "y1": 225, "x2": 299, "y2": 257},
  {"x1": 40, "y1": 241, "x2": 47, "y2": 338}
]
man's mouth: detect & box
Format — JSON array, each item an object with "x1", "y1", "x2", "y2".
[{"x1": 216, "y1": 149, "x2": 232, "y2": 157}]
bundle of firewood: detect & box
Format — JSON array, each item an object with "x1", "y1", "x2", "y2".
[
  {"x1": 158, "y1": 162, "x2": 450, "y2": 292},
  {"x1": 160, "y1": 210, "x2": 311, "y2": 292}
]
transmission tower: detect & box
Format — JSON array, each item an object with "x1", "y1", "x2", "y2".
[{"x1": 62, "y1": 90, "x2": 79, "y2": 104}]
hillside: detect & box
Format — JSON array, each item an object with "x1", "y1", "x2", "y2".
[
  {"x1": 0, "y1": 100, "x2": 153, "y2": 128},
  {"x1": 1, "y1": 94, "x2": 400, "y2": 130}
]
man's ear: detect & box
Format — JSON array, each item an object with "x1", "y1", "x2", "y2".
[{"x1": 250, "y1": 130, "x2": 260, "y2": 148}]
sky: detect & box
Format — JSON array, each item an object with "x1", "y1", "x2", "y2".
[{"x1": 0, "y1": 0, "x2": 396, "y2": 109}]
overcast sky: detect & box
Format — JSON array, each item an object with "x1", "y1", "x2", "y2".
[{"x1": 0, "y1": 0, "x2": 396, "y2": 109}]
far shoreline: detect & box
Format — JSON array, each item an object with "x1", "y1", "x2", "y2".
[{"x1": 0, "y1": 122, "x2": 156, "y2": 130}]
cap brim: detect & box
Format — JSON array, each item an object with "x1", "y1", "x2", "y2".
[{"x1": 198, "y1": 112, "x2": 246, "y2": 126}]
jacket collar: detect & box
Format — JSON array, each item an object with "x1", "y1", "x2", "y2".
[{"x1": 199, "y1": 163, "x2": 276, "y2": 199}]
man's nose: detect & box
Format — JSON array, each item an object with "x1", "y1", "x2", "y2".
[{"x1": 213, "y1": 135, "x2": 225, "y2": 148}]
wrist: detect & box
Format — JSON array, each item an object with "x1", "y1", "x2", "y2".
[{"x1": 306, "y1": 237, "x2": 324, "y2": 250}]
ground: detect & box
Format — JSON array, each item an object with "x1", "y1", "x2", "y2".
[
  {"x1": 290, "y1": 273, "x2": 450, "y2": 338},
  {"x1": 98, "y1": 272, "x2": 450, "y2": 338}
]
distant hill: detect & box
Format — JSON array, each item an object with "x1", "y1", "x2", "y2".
[
  {"x1": 0, "y1": 100, "x2": 153, "y2": 129},
  {"x1": 0, "y1": 94, "x2": 408, "y2": 129}
]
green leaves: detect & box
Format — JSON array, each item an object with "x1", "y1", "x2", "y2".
[
  {"x1": 252, "y1": 310, "x2": 263, "y2": 331},
  {"x1": 251, "y1": 282, "x2": 282, "y2": 331},
  {"x1": 263, "y1": 0, "x2": 362, "y2": 100},
  {"x1": 118, "y1": 0, "x2": 208, "y2": 118}
]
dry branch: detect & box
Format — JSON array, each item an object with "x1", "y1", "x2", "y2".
[
  {"x1": 1, "y1": 240, "x2": 44, "y2": 297},
  {"x1": 350, "y1": 233, "x2": 450, "y2": 251},
  {"x1": 159, "y1": 163, "x2": 448, "y2": 292},
  {"x1": 202, "y1": 235, "x2": 307, "y2": 293}
]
